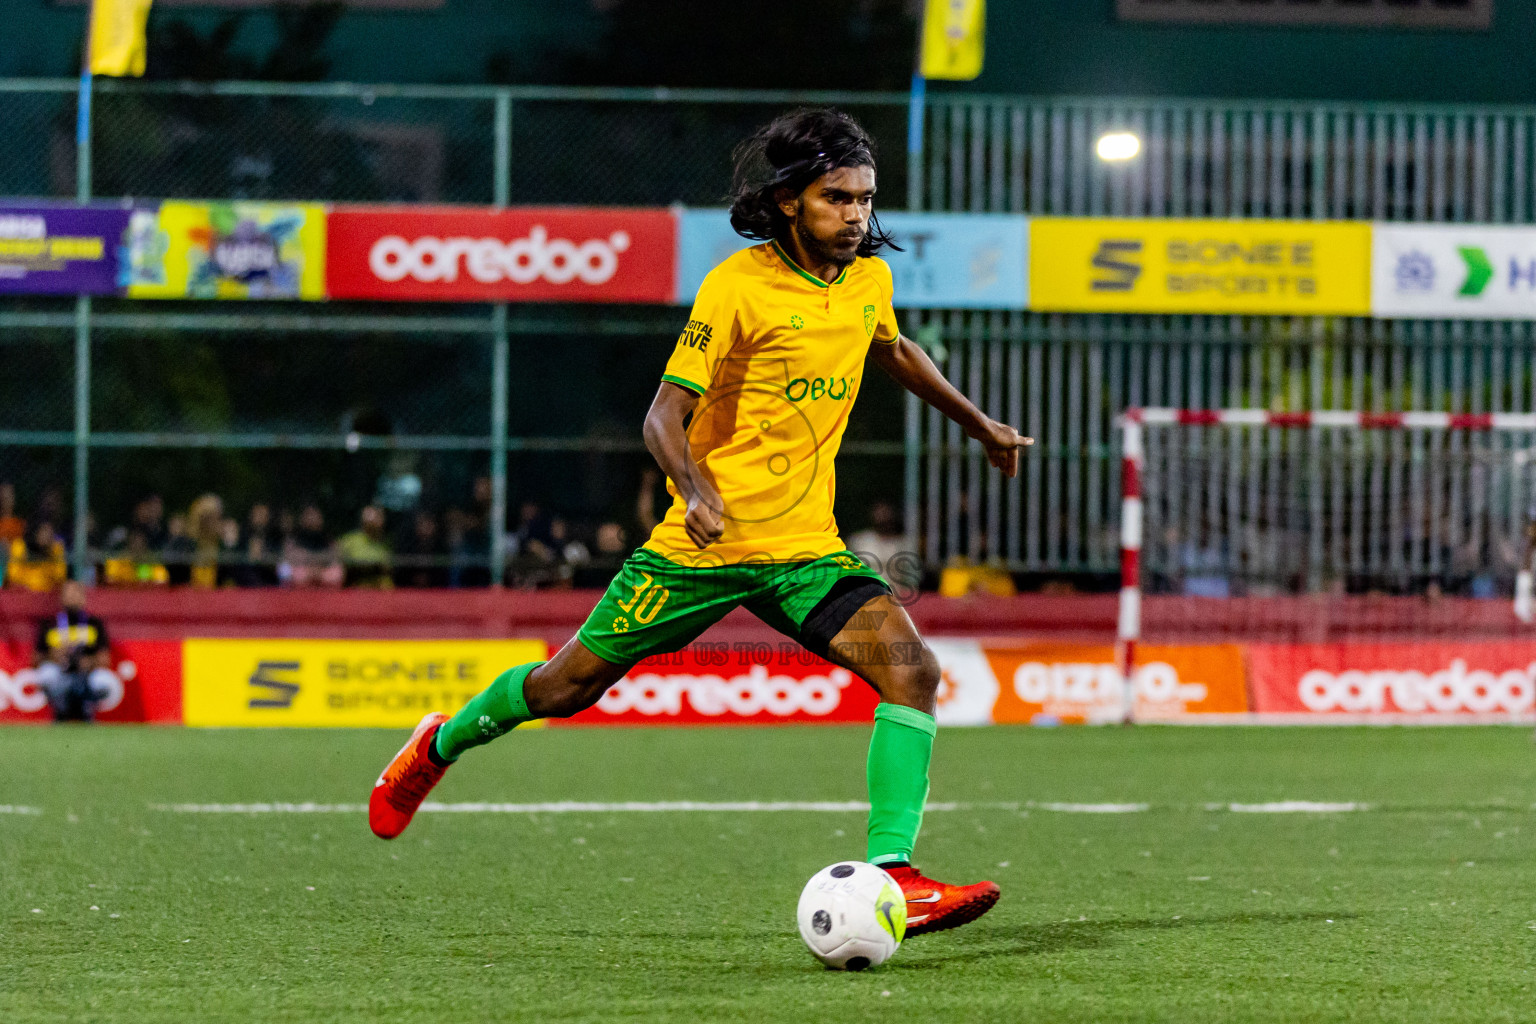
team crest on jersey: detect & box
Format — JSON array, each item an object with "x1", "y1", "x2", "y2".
[{"x1": 863, "y1": 304, "x2": 876, "y2": 337}]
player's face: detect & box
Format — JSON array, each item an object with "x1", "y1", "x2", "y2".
[{"x1": 785, "y1": 164, "x2": 876, "y2": 266}]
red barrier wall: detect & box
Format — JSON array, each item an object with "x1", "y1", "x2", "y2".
[{"x1": 0, "y1": 590, "x2": 1519, "y2": 647}]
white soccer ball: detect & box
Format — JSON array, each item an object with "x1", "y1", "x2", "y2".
[{"x1": 796, "y1": 861, "x2": 906, "y2": 970}]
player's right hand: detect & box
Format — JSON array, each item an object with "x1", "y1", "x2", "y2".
[{"x1": 685, "y1": 480, "x2": 725, "y2": 548}]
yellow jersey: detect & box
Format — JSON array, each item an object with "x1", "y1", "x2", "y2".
[{"x1": 646, "y1": 240, "x2": 900, "y2": 565}]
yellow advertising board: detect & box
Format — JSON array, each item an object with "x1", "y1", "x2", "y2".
[
  {"x1": 125, "y1": 201, "x2": 327, "y2": 300},
  {"x1": 1029, "y1": 217, "x2": 1372, "y2": 315},
  {"x1": 183, "y1": 639, "x2": 548, "y2": 727}
]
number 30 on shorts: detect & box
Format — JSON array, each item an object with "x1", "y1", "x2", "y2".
[{"x1": 611, "y1": 572, "x2": 670, "y2": 633}]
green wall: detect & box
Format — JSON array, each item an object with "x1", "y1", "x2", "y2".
[{"x1": 7, "y1": 0, "x2": 1535, "y2": 103}]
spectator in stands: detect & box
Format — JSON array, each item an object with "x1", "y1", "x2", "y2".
[
  {"x1": 8, "y1": 521, "x2": 67, "y2": 592},
  {"x1": 131, "y1": 494, "x2": 168, "y2": 551},
  {"x1": 235, "y1": 503, "x2": 280, "y2": 587},
  {"x1": 282, "y1": 503, "x2": 343, "y2": 587},
  {"x1": 337, "y1": 505, "x2": 393, "y2": 589},
  {"x1": 33, "y1": 486, "x2": 65, "y2": 532},
  {"x1": 0, "y1": 482, "x2": 25, "y2": 544},
  {"x1": 847, "y1": 501, "x2": 911, "y2": 572},
  {"x1": 102, "y1": 529, "x2": 169, "y2": 587},
  {"x1": 164, "y1": 513, "x2": 192, "y2": 585},
  {"x1": 185, "y1": 494, "x2": 225, "y2": 589},
  {"x1": 509, "y1": 501, "x2": 561, "y2": 588},
  {"x1": 33, "y1": 580, "x2": 115, "y2": 722},
  {"x1": 572, "y1": 520, "x2": 629, "y2": 588},
  {"x1": 394, "y1": 510, "x2": 448, "y2": 588}
]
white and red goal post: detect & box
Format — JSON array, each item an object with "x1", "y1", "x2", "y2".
[{"x1": 1117, "y1": 408, "x2": 1536, "y2": 724}]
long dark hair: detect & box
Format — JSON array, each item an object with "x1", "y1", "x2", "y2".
[{"x1": 728, "y1": 108, "x2": 900, "y2": 258}]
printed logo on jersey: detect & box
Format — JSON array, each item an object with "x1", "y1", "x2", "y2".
[
  {"x1": 863, "y1": 304, "x2": 877, "y2": 337},
  {"x1": 678, "y1": 319, "x2": 712, "y2": 352},
  {"x1": 785, "y1": 376, "x2": 856, "y2": 402},
  {"x1": 789, "y1": 315, "x2": 804, "y2": 330}
]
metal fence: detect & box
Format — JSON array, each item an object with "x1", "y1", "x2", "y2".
[{"x1": 6, "y1": 79, "x2": 1536, "y2": 585}]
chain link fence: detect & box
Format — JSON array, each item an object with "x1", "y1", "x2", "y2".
[{"x1": 6, "y1": 80, "x2": 1536, "y2": 590}]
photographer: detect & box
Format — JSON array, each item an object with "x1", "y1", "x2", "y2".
[{"x1": 33, "y1": 580, "x2": 116, "y2": 723}]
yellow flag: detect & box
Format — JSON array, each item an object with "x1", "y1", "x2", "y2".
[
  {"x1": 920, "y1": 0, "x2": 985, "y2": 81},
  {"x1": 89, "y1": 0, "x2": 153, "y2": 77}
]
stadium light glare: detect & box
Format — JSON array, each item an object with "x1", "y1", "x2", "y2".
[{"x1": 1096, "y1": 131, "x2": 1141, "y2": 162}]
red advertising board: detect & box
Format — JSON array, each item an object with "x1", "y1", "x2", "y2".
[
  {"x1": 0, "y1": 640, "x2": 182, "y2": 723},
  {"x1": 326, "y1": 206, "x2": 677, "y2": 303},
  {"x1": 1248, "y1": 642, "x2": 1536, "y2": 719},
  {"x1": 561, "y1": 646, "x2": 880, "y2": 727}
]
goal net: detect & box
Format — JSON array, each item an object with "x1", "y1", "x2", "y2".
[{"x1": 1115, "y1": 408, "x2": 1536, "y2": 724}]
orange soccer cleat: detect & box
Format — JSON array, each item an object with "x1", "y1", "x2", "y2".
[
  {"x1": 369, "y1": 712, "x2": 450, "y2": 839},
  {"x1": 884, "y1": 865, "x2": 1000, "y2": 937}
]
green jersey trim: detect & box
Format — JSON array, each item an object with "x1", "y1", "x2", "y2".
[
  {"x1": 770, "y1": 239, "x2": 849, "y2": 288},
  {"x1": 660, "y1": 373, "x2": 707, "y2": 395}
]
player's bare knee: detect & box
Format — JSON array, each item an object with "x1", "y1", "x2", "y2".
[{"x1": 883, "y1": 643, "x2": 940, "y2": 710}]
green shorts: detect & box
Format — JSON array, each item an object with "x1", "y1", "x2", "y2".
[{"x1": 576, "y1": 548, "x2": 889, "y2": 666}]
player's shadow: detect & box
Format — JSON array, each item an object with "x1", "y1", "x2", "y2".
[{"x1": 890, "y1": 910, "x2": 1356, "y2": 969}]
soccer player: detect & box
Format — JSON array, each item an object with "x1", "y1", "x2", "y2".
[{"x1": 370, "y1": 109, "x2": 1031, "y2": 937}]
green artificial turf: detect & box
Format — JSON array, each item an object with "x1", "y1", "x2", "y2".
[{"x1": 3, "y1": 725, "x2": 1535, "y2": 1022}]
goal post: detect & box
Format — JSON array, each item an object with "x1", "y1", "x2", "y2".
[{"x1": 1116, "y1": 408, "x2": 1536, "y2": 725}]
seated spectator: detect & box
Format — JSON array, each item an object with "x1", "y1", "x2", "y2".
[
  {"x1": 8, "y1": 521, "x2": 67, "y2": 592},
  {"x1": 233, "y1": 503, "x2": 280, "y2": 587},
  {"x1": 282, "y1": 503, "x2": 343, "y2": 587},
  {"x1": 847, "y1": 501, "x2": 912, "y2": 574},
  {"x1": 573, "y1": 521, "x2": 629, "y2": 587},
  {"x1": 337, "y1": 505, "x2": 393, "y2": 589},
  {"x1": 0, "y1": 482, "x2": 25, "y2": 544},
  {"x1": 186, "y1": 494, "x2": 225, "y2": 590},
  {"x1": 102, "y1": 529, "x2": 169, "y2": 587},
  {"x1": 394, "y1": 510, "x2": 448, "y2": 588},
  {"x1": 34, "y1": 580, "x2": 116, "y2": 722},
  {"x1": 164, "y1": 513, "x2": 193, "y2": 585}
]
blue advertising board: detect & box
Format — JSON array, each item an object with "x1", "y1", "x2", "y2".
[
  {"x1": 0, "y1": 203, "x2": 132, "y2": 295},
  {"x1": 676, "y1": 209, "x2": 1028, "y2": 309}
]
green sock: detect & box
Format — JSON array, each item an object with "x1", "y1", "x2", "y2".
[
  {"x1": 434, "y1": 662, "x2": 544, "y2": 762},
  {"x1": 865, "y1": 702, "x2": 937, "y2": 865}
]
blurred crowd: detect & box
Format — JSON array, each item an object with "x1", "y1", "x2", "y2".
[{"x1": 0, "y1": 476, "x2": 918, "y2": 593}]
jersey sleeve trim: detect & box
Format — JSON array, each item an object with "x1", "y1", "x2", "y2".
[{"x1": 660, "y1": 373, "x2": 707, "y2": 395}]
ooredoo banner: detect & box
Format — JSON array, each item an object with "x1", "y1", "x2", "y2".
[
  {"x1": 1248, "y1": 642, "x2": 1536, "y2": 720},
  {"x1": 182, "y1": 638, "x2": 547, "y2": 727},
  {"x1": 981, "y1": 642, "x2": 1248, "y2": 724},
  {"x1": 0, "y1": 203, "x2": 131, "y2": 295},
  {"x1": 0, "y1": 640, "x2": 182, "y2": 723},
  {"x1": 562, "y1": 645, "x2": 880, "y2": 726},
  {"x1": 326, "y1": 206, "x2": 677, "y2": 303}
]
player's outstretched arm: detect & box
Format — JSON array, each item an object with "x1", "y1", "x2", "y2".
[
  {"x1": 642, "y1": 382, "x2": 724, "y2": 548},
  {"x1": 871, "y1": 334, "x2": 1033, "y2": 478}
]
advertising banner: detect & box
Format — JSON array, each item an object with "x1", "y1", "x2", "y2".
[
  {"x1": 1248, "y1": 642, "x2": 1536, "y2": 720},
  {"x1": 676, "y1": 209, "x2": 1028, "y2": 309},
  {"x1": 1030, "y1": 217, "x2": 1372, "y2": 315},
  {"x1": 0, "y1": 640, "x2": 182, "y2": 723},
  {"x1": 326, "y1": 206, "x2": 676, "y2": 303},
  {"x1": 1373, "y1": 224, "x2": 1536, "y2": 319},
  {"x1": 562, "y1": 644, "x2": 880, "y2": 727},
  {"x1": 981, "y1": 642, "x2": 1248, "y2": 724},
  {"x1": 182, "y1": 639, "x2": 546, "y2": 727},
  {"x1": 125, "y1": 201, "x2": 327, "y2": 300},
  {"x1": 0, "y1": 204, "x2": 131, "y2": 295}
]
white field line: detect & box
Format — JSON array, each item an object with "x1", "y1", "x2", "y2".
[
  {"x1": 0, "y1": 805, "x2": 42, "y2": 815},
  {"x1": 1220, "y1": 801, "x2": 1370, "y2": 813},
  {"x1": 144, "y1": 799, "x2": 1381, "y2": 815}
]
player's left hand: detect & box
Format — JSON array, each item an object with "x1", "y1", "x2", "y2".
[{"x1": 971, "y1": 419, "x2": 1033, "y2": 478}]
